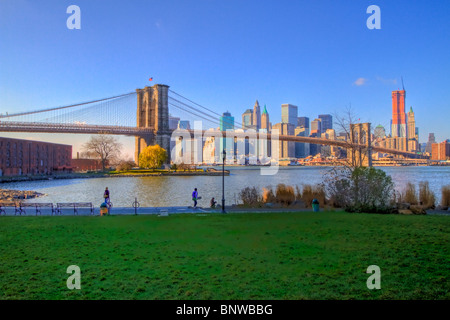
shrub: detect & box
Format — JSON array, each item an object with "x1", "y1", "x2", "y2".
[
  {"x1": 301, "y1": 185, "x2": 314, "y2": 208},
  {"x1": 324, "y1": 166, "x2": 394, "y2": 213},
  {"x1": 419, "y1": 181, "x2": 435, "y2": 209},
  {"x1": 442, "y1": 185, "x2": 450, "y2": 207},
  {"x1": 295, "y1": 185, "x2": 302, "y2": 200},
  {"x1": 178, "y1": 163, "x2": 191, "y2": 171},
  {"x1": 116, "y1": 160, "x2": 135, "y2": 172},
  {"x1": 262, "y1": 187, "x2": 276, "y2": 203},
  {"x1": 239, "y1": 187, "x2": 261, "y2": 206},
  {"x1": 403, "y1": 182, "x2": 418, "y2": 205},
  {"x1": 301, "y1": 184, "x2": 326, "y2": 208},
  {"x1": 275, "y1": 184, "x2": 295, "y2": 206}
]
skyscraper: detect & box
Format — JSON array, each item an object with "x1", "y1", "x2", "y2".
[
  {"x1": 295, "y1": 127, "x2": 310, "y2": 158},
  {"x1": 242, "y1": 109, "x2": 253, "y2": 129},
  {"x1": 374, "y1": 125, "x2": 386, "y2": 139},
  {"x1": 407, "y1": 107, "x2": 416, "y2": 140},
  {"x1": 177, "y1": 120, "x2": 191, "y2": 130},
  {"x1": 297, "y1": 117, "x2": 310, "y2": 129},
  {"x1": 407, "y1": 107, "x2": 419, "y2": 152},
  {"x1": 311, "y1": 118, "x2": 322, "y2": 135},
  {"x1": 273, "y1": 122, "x2": 295, "y2": 158},
  {"x1": 425, "y1": 133, "x2": 436, "y2": 154},
  {"x1": 220, "y1": 111, "x2": 234, "y2": 131},
  {"x1": 169, "y1": 115, "x2": 181, "y2": 130},
  {"x1": 220, "y1": 111, "x2": 234, "y2": 155},
  {"x1": 252, "y1": 100, "x2": 261, "y2": 130},
  {"x1": 391, "y1": 90, "x2": 407, "y2": 138},
  {"x1": 318, "y1": 114, "x2": 333, "y2": 131},
  {"x1": 281, "y1": 104, "x2": 298, "y2": 126},
  {"x1": 261, "y1": 105, "x2": 270, "y2": 131}
]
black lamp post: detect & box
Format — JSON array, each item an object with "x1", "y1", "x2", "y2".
[{"x1": 222, "y1": 149, "x2": 226, "y2": 213}]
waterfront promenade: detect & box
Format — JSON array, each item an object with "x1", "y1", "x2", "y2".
[
  {"x1": 1, "y1": 205, "x2": 449, "y2": 216},
  {"x1": 0, "y1": 205, "x2": 313, "y2": 216}
]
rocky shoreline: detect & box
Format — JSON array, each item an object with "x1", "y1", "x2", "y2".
[{"x1": 0, "y1": 189, "x2": 45, "y2": 202}]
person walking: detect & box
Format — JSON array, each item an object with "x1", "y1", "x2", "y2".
[
  {"x1": 103, "y1": 187, "x2": 110, "y2": 205},
  {"x1": 192, "y1": 188, "x2": 198, "y2": 208}
]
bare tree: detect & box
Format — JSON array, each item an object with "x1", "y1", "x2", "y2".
[
  {"x1": 333, "y1": 105, "x2": 369, "y2": 168},
  {"x1": 82, "y1": 135, "x2": 122, "y2": 171}
]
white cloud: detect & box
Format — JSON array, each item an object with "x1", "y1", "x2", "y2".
[{"x1": 353, "y1": 78, "x2": 368, "y2": 86}]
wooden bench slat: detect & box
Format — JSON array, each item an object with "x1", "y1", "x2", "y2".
[
  {"x1": 1, "y1": 202, "x2": 93, "y2": 216},
  {"x1": 56, "y1": 202, "x2": 94, "y2": 215}
]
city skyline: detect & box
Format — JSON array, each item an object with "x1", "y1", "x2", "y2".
[{"x1": 1, "y1": 1, "x2": 449, "y2": 158}]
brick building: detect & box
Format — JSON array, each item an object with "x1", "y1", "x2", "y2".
[
  {"x1": 71, "y1": 158, "x2": 107, "y2": 172},
  {"x1": 431, "y1": 140, "x2": 450, "y2": 160},
  {"x1": 0, "y1": 137, "x2": 72, "y2": 176}
]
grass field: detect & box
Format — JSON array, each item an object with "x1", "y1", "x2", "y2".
[{"x1": 0, "y1": 211, "x2": 449, "y2": 300}]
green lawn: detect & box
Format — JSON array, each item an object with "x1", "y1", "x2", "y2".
[{"x1": 0, "y1": 212, "x2": 449, "y2": 300}]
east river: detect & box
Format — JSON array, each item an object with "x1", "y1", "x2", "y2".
[{"x1": 2, "y1": 166, "x2": 450, "y2": 207}]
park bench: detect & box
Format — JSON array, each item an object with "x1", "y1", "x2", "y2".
[
  {"x1": 0, "y1": 202, "x2": 22, "y2": 215},
  {"x1": 19, "y1": 203, "x2": 55, "y2": 216},
  {"x1": 56, "y1": 202, "x2": 94, "y2": 215}
]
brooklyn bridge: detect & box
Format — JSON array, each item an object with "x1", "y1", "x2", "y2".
[{"x1": 0, "y1": 84, "x2": 426, "y2": 166}]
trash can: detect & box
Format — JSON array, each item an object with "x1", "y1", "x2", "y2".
[
  {"x1": 312, "y1": 199, "x2": 320, "y2": 212},
  {"x1": 100, "y1": 202, "x2": 108, "y2": 216}
]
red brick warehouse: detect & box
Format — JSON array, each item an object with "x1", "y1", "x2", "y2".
[{"x1": 0, "y1": 137, "x2": 72, "y2": 176}]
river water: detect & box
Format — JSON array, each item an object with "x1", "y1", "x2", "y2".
[{"x1": 2, "y1": 166, "x2": 449, "y2": 207}]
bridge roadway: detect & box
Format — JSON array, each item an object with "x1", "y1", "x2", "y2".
[{"x1": 0, "y1": 121, "x2": 425, "y2": 159}]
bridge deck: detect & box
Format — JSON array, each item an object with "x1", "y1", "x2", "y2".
[{"x1": 0, "y1": 122, "x2": 425, "y2": 159}]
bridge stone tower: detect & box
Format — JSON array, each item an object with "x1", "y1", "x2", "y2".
[
  {"x1": 348, "y1": 122, "x2": 372, "y2": 167},
  {"x1": 135, "y1": 84, "x2": 171, "y2": 165}
]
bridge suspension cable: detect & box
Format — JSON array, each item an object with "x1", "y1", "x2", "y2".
[
  {"x1": 168, "y1": 90, "x2": 246, "y2": 130},
  {"x1": 169, "y1": 103, "x2": 220, "y2": 128},
  {"x1": 0, "y1": 91, "x2": 135, "y2": 119}
]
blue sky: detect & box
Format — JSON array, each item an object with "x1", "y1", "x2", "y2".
[{"x1": 1, "y1": 0, "x2": 449, "y2": 157}]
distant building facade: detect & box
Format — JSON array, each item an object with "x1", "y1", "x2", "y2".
[
  {"x1": 178, "y1": 120, "x2": 191, "y2": 130},
  {"x1": 71, "y1": 158, "x2": 105, "y2": 172},
  {"x1": 407, "y1": 107, "x2": 419, "y2": 152},
  {"x1": 311, "y1": 118, "x2": 322, "y2": 135},
  {"x1": 431, "y1": 140, "x2": 450, "y2": 160},
  {"x1": 281, "y1": 104, "x2": 298, "y2": 126},
  {"x1": 425, "y1": 133, "x2": 436, "y2": 154},
  {"x1": 220, "y1": 111, "x2": 235, "y2": 153},
  {"x1": 220, "y1": 111, "x2": 235, "y2": 131},
  {"x1": 252, "y1": 100, "x2": 261, "y2": 130},
  {"x1": 273, "y1": 123, "x2": 295, "y2": 158},
  {"x1": 0, "y1": 137, "x2": 72, "y2": 176},
  {"x1": 297, "y1": 117, "x2": 310, "y2": 130},
  {"x1": 242, "y1": 109, "x2": 253, "y2": 129},
  {"x1": 169, "y1": 115, "x2": 181, "y2": 130},
  {"x1": 391, "y1": 90, "x2": 407, "y2": 138},
  {"x1": 374, "y1": 125, "x2": 386, "y2": 139},
  {"x1": 261, "y1": 105, "x2": 270, "y2": 131},
  {"x1": 318, "y1": 114, "x2": 333, "y2": 131},
  {"x1": 295, "y1": 127, "x2": 310, "y2": 158}
]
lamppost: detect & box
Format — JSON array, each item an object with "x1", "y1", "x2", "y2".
[{"x1": 221, "y1": 149, "x2": 226, "y2": 213}]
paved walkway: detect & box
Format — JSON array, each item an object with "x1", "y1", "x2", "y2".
[
  {"x1": 0, "y1": 205, "x2": 316, "y2": 216},
  {"x1": 1, "y1": 206, "x2": 448, "y2": 216}
]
